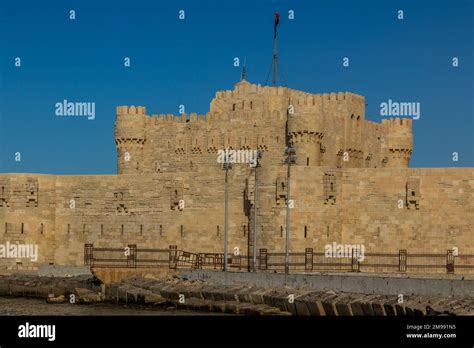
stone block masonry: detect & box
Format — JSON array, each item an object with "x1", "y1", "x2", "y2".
[{"x1": 0, "y1": 78, "x2": 472, "y2": 272}]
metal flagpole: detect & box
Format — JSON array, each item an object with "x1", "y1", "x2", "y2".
[{"x1": 273, "y1": 13, "x2": 280, "y2": 86}]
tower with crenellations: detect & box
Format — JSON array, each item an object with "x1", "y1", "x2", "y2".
[
  {"x1": 0, "y1": 76, "x2": 471, "y2": 272},
  {"x1": 114, "y1": 78, "x2": 414, "y2": 174},
  {"x1": 115, "y1": 105, "x2": 147, "y2": 174},
  {"x1": 380, "y1": 118, "x2": 413, "y2": 167}
]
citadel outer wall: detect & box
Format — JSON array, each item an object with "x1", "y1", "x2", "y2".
[{"x1": 0, "y1": 79, "x2": 472, "y2": 271}]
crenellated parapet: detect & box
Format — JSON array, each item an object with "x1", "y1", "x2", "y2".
[
  {"x1": 150, "y1": 112, "x2": 207, "y2": 124},
  {"x1": 113, "y1": 81, "x2": 412, "y2": 172},
  {"x1": 210, "y1": 80, "x2": 366, "y2": 119},
  {"x1": 115, "y1": 106, "x2": 147, "y2": 140}
]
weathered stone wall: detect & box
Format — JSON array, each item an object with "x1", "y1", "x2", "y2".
[
  {"x1": 0, "y1": 80, "x2": 471, "y2": 272},
  {"x1": 0, "y1": 167, "x2": 472, "y2": 270},
  {"x1": 0, "y1": 171, "x2": 249, "y2": 268},
  {"x1": 0, "y1": 174, "x2": 57, "y2": 269},
  {"x1": 277, "y1": 167, "x2": 474, "y2": 256}
]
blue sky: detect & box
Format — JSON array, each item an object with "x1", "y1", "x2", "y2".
[{"x1": 0, "y1": 0, "x2": 472, "y2": 174}]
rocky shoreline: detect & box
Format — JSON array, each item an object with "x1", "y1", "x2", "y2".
[
  {"x1": 0, "y1": 273, "x2": 472, "y2": 316},
  {"x1": 108, "y1": 276, "x2": 474, "y2": 316},
  {"x1": 0, "y1": 273, "x2": 103, "y2": 304}
]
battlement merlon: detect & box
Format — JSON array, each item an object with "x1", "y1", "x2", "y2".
[{"x1": 116, "y1": 105, "x2": 146, "y2": 115}]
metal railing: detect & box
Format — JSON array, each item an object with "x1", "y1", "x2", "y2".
[{"x1": 84, "y1": 244, "x2": 474, "y2": 274}]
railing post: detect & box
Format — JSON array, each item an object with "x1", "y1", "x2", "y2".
[
  {"x1": 446, "y1": 250, "x2": 455, "y2": 274},
  {"x1": 127, "y1": 244, "x2": 137, "y2": 268},
  {"x1": 351, "y1": 248, "x2": 360, "y2": 272},
  {"x1": 399, "y1": 249, "x2": 407, "y2": 272},
  {"x1": 259, "y1": 248, "x2": 267, "y2": 271},
  {"x1": 196, "y1": 254, "x2": 203, "y2": 269},
  {"x1": 213, "y1": 254, "x2": 219, "y2": 269},
  {"x1": 305, "y1": 248, "x2": 313, "y2": 271},
  {"x1": 84, "y1": 243, "x2": 94, "y2": 266},
  {"x1": 220, "y1": 254, "x2": 224, "y2": 271},
  {"x1": 169, "y1": 245, "x2": 177, "y2": 269}
]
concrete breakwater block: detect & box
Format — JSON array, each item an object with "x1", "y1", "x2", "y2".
[
  {"x1": 294, "y1": 299, "x2": 310, "y2": 316},
  {"x1": 360, "y1": 302, "x2": 375, "y2": 316},
  {"x1": 105, "y1": 278, "x2": 292, "y2": 315},
  {"x1": 321, "y1": 301, "x2": 337, "y2": 316},
  {"x1": 0, "y1": 274, "x2": 100, "y2": 299},
  {"x1": 104, "y1": 283, "x2": 120, "y2": 302},
  {"x1": 335, "y1": 303, "x2": 352, "y2": 316},
  {"x1": 143, "y1": 293, "x2": 167, "y2": 305},
  {"x1": 349, "y1": 302, "x2": 364, "y2": 316},
  {"x1": 383, "y1": 303, "x2": 396, "y2": 316},
  {"x1": 395, "y1": 304, "x2": 406, "y2": 316},
  {"x1": 249, "y1": 288, "x2": 268, "y2": 305},
  {"x1": 74, "y1": 288, "x2": 101, "y2": 303},
  {"x1": 371, "y1": 303, "x2": 386, "y2": 316},
  {"x1": 235, "y1": 287, "x2": 254, "y2": 302},
  {"x1": 222, "y1": 285, "x2": 245, "y2": 301},
  {"x1": 104, "y1": 283, "x2": 168, "y2": 306},
  {"x1": 105, "y1": 276, "x2": 473, "y2": 316},
  {"x1": 46, "y1": 294, "x2": 66, "y2": 304}
]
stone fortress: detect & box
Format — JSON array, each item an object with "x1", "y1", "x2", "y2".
[{"x1": 0, "y1": 75, "x2": 473, "y2": 270}]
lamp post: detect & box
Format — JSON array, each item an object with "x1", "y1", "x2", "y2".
[
  {"x1": 250, "y1": 150, "x2": 262, "y2": 272},
  {"x1": 283, "y1": 146, "x2": 297, "y2": 274},
  {"x1": 222, "y1": 150, "x2": 233, "y2": 271}
]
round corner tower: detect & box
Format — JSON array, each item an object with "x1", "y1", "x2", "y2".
[
  {"x1": 114, "y1": 105, "x2": 147, "y2": 174},
  {"x1": 381, "y1": 118, "x2": 413, "y2": 167}
]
